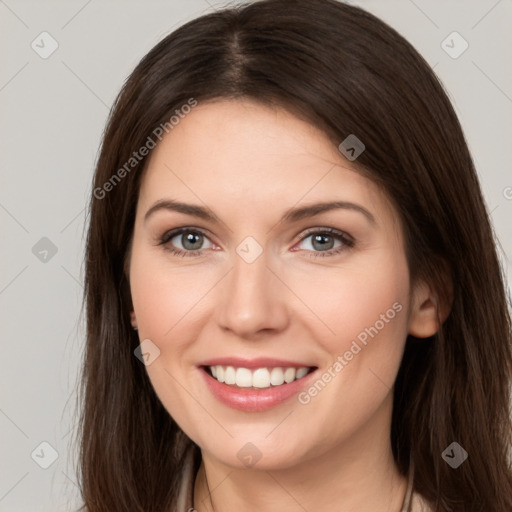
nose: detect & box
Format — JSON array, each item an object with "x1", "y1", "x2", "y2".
[{"x1": 215, "y1": 246, "x2": 289, "y2": 339}]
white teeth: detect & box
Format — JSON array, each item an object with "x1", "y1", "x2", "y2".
[
  {"x1": 284, "y1": 367, "x2": 296, "y2": 383},
  {"x1": 252, "y1": 368, "x2": 270, "y2": 388},
  {"x1": 224, "y1": 366, "x2": 236, "y2": 385},
  {"x1": 270, "y1": 367, "x2": 285, "y2": 385},
  {"x1": 296, "y1": 367, "x2": 308, "y2": 379},
  {"x1": 235, "y1": 368, "x2": 253, "y2": 387},
  {"x1": 208, "y1": 365, "x2": 312, "y2": 389}
]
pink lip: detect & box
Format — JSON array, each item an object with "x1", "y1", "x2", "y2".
[
  {"x1": 199, "y1": 366, "x2": 318, "y2": 412},
  {"x1": 199, "y1": 357, "x2": 314, "y2": 369}
]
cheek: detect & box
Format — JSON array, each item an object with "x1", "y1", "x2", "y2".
[
  {"x1": 289, "y1": 251, "x2": 410, "y2": 427},
  {"x1": 128, "y1": 246, "x2": 210, "y2": 433},
  {"x1": 288, "y1": 252, "x2": 410, "y2": 357},
  {"x1": 286, "y1": 252, "x2": 411, "y2": 429},
  {"x1": 129, "y1": 245, "x2": 209, "y2": 339},
  {"x1": 282, "y1": 266, "x2": 410, "y2": 464}
]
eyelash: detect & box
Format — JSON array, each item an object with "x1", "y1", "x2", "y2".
[{"x1": 158, "y1": 227, "x2": 355, "y2": 259}]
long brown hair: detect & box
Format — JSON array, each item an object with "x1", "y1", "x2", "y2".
[{"x1": 76, "y1": 0, "x2": 512, "y2": 510}]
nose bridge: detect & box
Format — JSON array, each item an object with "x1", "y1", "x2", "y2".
[{"x1": 216, "y1": 237, "x2": 287, "y2": 336}]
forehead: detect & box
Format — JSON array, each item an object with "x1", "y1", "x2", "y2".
[{"x1": 138, "y1": 99, "x2": 395, "y2": 227}]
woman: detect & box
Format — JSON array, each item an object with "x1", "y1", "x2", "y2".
[{"x1": 77, "y1": 0, "x2": 512, "y2": 510}]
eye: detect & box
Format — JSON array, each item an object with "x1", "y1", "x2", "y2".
[
  {"x1": 295, "y1": 227, "x2": 354, "y2": 258},
  {"x1": 159, "y1": 226, "x2": 354, "y2": 259},
  {"x1": 159, "y1": 227, "x2": 214, "y2": 257}
]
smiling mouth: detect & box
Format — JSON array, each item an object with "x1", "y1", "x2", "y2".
[{"x1": 202, "y1": 365, "x2": 317, "y2": 389}]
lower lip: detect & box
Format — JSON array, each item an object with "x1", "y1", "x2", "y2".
[{"x1": 200, "y1": 367, "x2": 318, "y2": 412}]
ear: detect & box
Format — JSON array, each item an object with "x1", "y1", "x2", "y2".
[
  {"x1": 408, "y1": 278, "x2": 452, "y2": 338},
  {"x1": 130, "y1": 310, "x2": 138, "y2": 330},
  {"x1": 124, "y1": 239, "x2": 137, "y2": 330}
]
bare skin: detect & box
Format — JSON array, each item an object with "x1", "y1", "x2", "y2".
[{"x1": 127, "y1": 99, "x2": 443, "y2": 511}]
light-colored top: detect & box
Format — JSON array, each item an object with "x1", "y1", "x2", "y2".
[{"x1": 176, "y1": 443, "x2": 434, "y2": 511}]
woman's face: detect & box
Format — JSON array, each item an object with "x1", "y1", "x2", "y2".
[{"x1": 128, "y1": 98, "x2": 417, "y2": 470}]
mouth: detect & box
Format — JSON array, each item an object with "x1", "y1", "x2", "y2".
[
  {"x1": 202, "y1": 364, "x2": 316, "y2": 389},
  {"x1": 198, "y1": 359, "x2": 319, "y2": 412}
]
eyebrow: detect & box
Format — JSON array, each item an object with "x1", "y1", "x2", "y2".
[{"x1": 144, "y1": 199, "x2": 376, "y2": 225}]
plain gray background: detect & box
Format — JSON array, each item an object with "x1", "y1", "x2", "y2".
[{"x1": 1, "y1": 0, "x2": 511, "y2": 510}]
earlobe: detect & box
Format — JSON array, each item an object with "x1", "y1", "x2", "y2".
[
  {"x1": 130, "y1": 311, "x2": 138, "y2": 331},
  {"x1": 408, "y1": 280, "x2": 451, "y2": 338}
]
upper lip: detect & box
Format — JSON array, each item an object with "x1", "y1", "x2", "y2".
[{"x1": 199, "y1": 357, "x2": 316, "y2": 369}]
